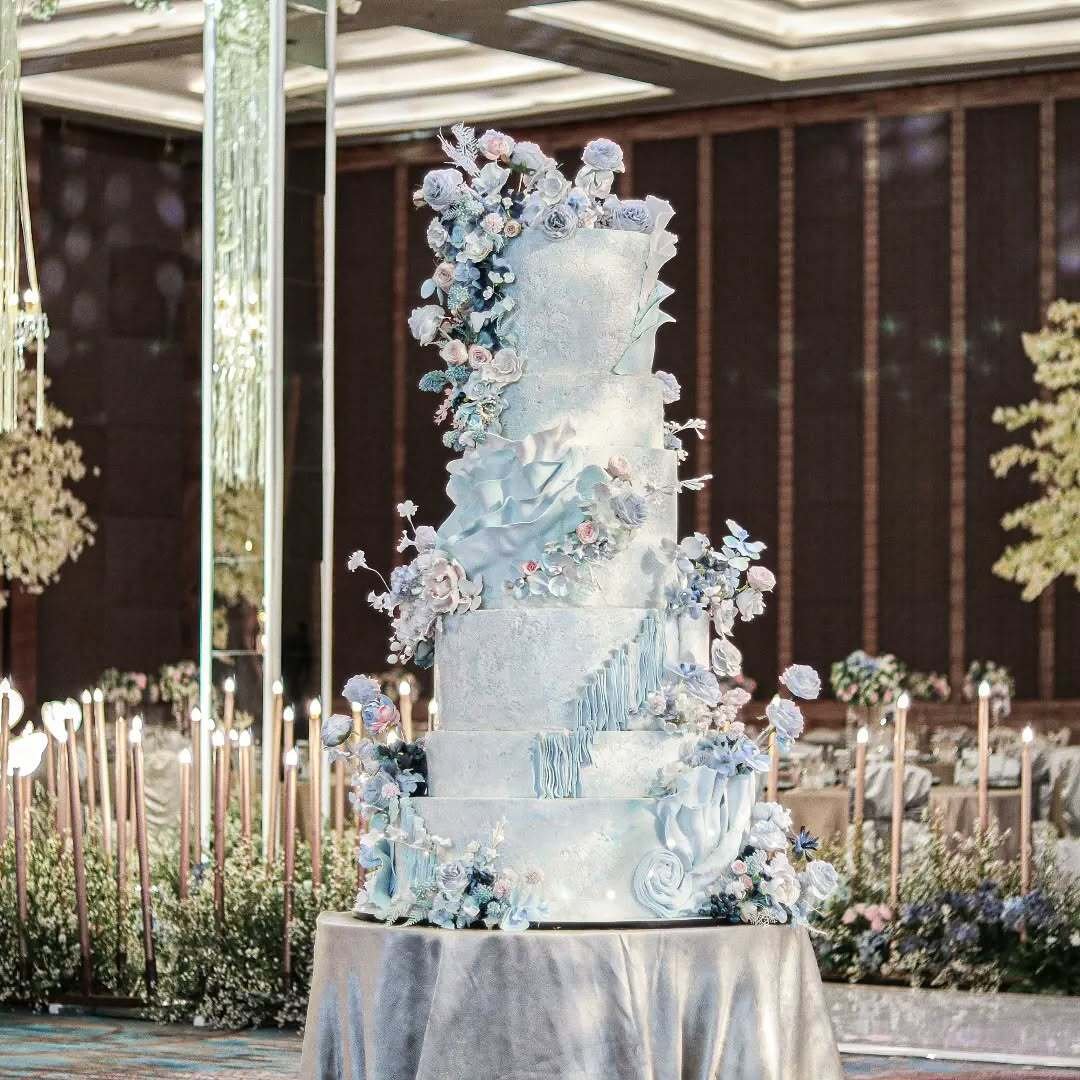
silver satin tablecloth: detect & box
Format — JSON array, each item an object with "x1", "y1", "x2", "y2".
[{"x1": 300, "y1": 913, "x2": 843, "y2": 1080}]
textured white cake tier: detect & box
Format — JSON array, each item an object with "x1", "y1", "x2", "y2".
[
  {"x1": 503, "y1": 229, "x2": 663, "y2": 377},
  {"x1": 476, "y1": 444, "x2": 679, "y2": 610},
  {"x1": 401, "y1": 796, "x2": 670, "y2": 923},
  {"x1": 425, "y1": 730, "x2": 689, "y2": 798},
  {"x1": 434, "y1": 608, "x2": 707, "y2": 732},
  {"x1": 499, "y1": 373, "x2": 664, "y2": 449}
]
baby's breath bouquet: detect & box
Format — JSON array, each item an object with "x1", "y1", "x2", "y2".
[{"x1": 0, "y1": 374, "x2": 95, "y2": 608}]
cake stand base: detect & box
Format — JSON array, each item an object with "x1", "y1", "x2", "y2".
[{"x1": 300, "y1": 913, "x2": 843, "y2": 1080}]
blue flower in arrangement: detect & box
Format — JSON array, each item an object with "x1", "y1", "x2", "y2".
[{"x1": 791, "y1": 827, "x2": 820, "y2": 859}]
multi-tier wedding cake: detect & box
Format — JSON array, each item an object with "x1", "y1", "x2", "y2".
[{"x1": 329, "y1": 126, "x2": 836, "y2": 930}]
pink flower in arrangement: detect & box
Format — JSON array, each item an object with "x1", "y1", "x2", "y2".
[
  {"x1": 481, "y1": 213, "x2": 505, "y2": 235},
  {"x1": 135, "y1": 674, "x2": 148, "y2": 689},
  {"x1": 369, "y1": 702, "x2": 400, "y2": 736},
  {"x1": 606, "y1": 455, "x2": 632, "y2": 481},
  {"x1": 576, "y1": 521, "x2": 599, "y2": 544},
  {"x1": 731, "y1": 860, "x2": 747, "y2": 875},
  {"x1": 381, "y1": 781, "x2": 401, "y2": 800},
  {"x1": 522, "y1": 560, "x2": 542, "y2": 576},
  {"x1": 433, "y1": 261, "x2": 455, "y2": 290},
  {"x1": 440, "y1": 339, "x2": 468, "y2": 365},
  {"x1": 468, "y1": 344, "x2": 492, "y2": 368},
  {"x1": 504, "y1": 219, "x2": 522, "y2": 238},
  {"x1": 841, "y1": 907, "x2": 859, "y2": 925}
]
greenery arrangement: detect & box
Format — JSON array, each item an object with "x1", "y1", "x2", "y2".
[
  {"x1": 0, "y1": 374, "x2": 95, "y2": 609},
  {"x1": 812, "y1": 816, "x2": 1080, "y2": 995},
  {"x1": 991, "y1": 299, "x2": 1080, "y2": 601},
  {"x1": 0, "y1": 803, "x2": 357, "y2": 1026}
]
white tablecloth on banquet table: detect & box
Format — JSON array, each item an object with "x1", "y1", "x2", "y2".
[{"x1": 300, "y1": 913, "x2": 844, "y2": 1080}]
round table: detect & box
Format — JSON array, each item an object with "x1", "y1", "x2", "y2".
[
  {"x1": 779, "y1": 786, "x2": 850, "y2": 841},
  {"x1": 300, "y1": 914, "x2": 843, "y2": 1080},
  {"x1": 927, "y1": 785, "x2": 1023, "y2": 858}
]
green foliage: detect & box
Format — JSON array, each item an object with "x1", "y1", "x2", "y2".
[
  {"x1": 0, "y1": 801, "x2": 357, "y2": 1025},
  {"x1": 991, "y1": 299, "x2": 1080, "y2": 600}
]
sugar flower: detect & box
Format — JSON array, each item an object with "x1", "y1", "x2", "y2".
[
  {"x1": 780, "y1": 664, "x2": 821, "y2": 700},
  {"x1": 419, "y1": 168, "x2": 465, "y2": 211},
  {"x1": 408, "y1": 304, "x2": 444, "y2": 345},
  {"x1": 582, "y1": 137, "x2": 625, "y2": 173}
]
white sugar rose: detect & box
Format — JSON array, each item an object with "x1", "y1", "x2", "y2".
[
  {"x1": 426, "y1": 219, "x2": 449, "y2": 251},
  {"x1": 420, "y1": 168, "x2": 464, "y2": 211},
  {"x1": 606, "y1": 196, "x2": 653, "y2": 232},
  {"x1": 575, "y1": 165, "x2": 614, "y2": 199},
  {"x1": 477, "y1": 348, "x2": 524, "y2": 387},
  {"x1": 780, "y1": 664, "x2": 822, "y2": 701},
  {"x1": 713, "y1": 598, "x2": 736, "y2": 638},
  {"x1": 540, "y1": 202, "x2": 577, "y2": 241},
  {"x1": 606, "y1": 454, "x2": 632, "y2": 481},
  {"x1": 762, "y1": 854, "x2": 801, "y2": 906},
  {"x1": 478, "y1": 129, "x2": 515, "y2": 161},
  {"x1": 481, "y1": 212, "x2": 504, "y2": 235},
  {"x1": 414, "y1": 525, "x2": 438, "y2": 551},
  {"x1": 462, "y1": 230, "x2": 494, "y2": 262},
  {"x1": 467, "y1": 344, "x2": 492, "y2": 369},
  {"x1": 802, "y1": 859, "x2": 840, "y2": 903},
  {"x1": 408, "y1": 305, "x2": 444, "y2": 345},
  {"x1": 711, "y1": 636, "x2": 743, "y2": 678},
  {"x1": 475, "y1": 161, "x2": 510, "y2": 197},
  {"x1": 536, "y1": 170, "x2": 570, "y2": 203},
  {"x1": 633, "y1": 849, "x2": 693, "y2": 918},
  {"x1": 747, "y1": 565, "x2": 776, "y2": 591},
  {"x1": 654, "y1": 370, "x2": 681, "y2": 404},
  {"x1": 582, "y1": 137, "x2": 625, "y2": 173},
  {"x1": 766, "y1": 695, "x2": 805, "y2": 742},
  {"x1": 746, "y1": 816, "x2": 789, "y2": 853},
  {"x1": 322, "y1": 712, "x2": 353, "y2": 748},
  {"x1": 736, "y1": 588, "x2": 765, "y2": 621},
  {"x1": 512, "y1": 141, "x2": 550, "y2": 173}
]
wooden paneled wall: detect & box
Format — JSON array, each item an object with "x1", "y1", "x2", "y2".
[{"x1": 334, "y1": 71, "x2": 1080, "y2": 702}]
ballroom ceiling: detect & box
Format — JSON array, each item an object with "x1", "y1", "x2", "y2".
[{"x1": 18, "y1": 0, "x2": 1080, "y2": 138}]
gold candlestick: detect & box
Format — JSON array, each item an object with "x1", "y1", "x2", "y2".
[
  {"x1": 65, "y1": 702, "x2": 92, "y2": 998},
  {"x1": 190, "y1": 707, "x2": 202, "y2": 863},
  {"x1": 212, "y1": 728, "x2": 227, "y2": 925},
  {"x1": 80, "y1": 690, "x2": 97, "y2": 817},
  {"x1": 129, "y1": 723, "x2": 155, "y2": 994},
  {"x1": 889, "y1": 692, "x2": 910, "y2": 906},
  {"x1": 308, "y1": 699, "x2": 323, "y2": 889},
  {"x1": 0, "y1": 679, "x2": 10, "y2": 846},
  {"x1": 239, "y1": 729, "x2": 252, "y2": 848},
  {"x1": 283, "y1": 747, "x2": 298, "y2": 988},
  {"x1": 1020, "y1": 725, "x2": 1034, "y2": 894},
  {"x1": 178, "y1": 748, "x2": 192, "y2": 900},
  {"x1": 977, "y1": 680, "x2": 991, "y2": 832},
  {"x1": 93, "y1": 689, "x2": 112, "y2": 860},
  {"x1": 266, "y1": 681, "x2": 284, "y2": 867},
  {"x1": 398, "y1": 680, "x2": 413, "y2": 742}
]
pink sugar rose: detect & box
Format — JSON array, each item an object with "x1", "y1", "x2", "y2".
[
  {"x1": 606, "y1": 454, "x2": 632, "y2": 481},
  {"x1": 432, "y1": 261, "x2": 455, "y2": 290},
  {"x1": 576, "y1": 521, "x2": 599, "y2": 544},
  {"x1": 468, "y1": 344, "x2": 492, "y2": 368},
  {"x1": 841, "y1": 907, "x2": 858, "y2": 925},
  {"x1": 369, "y1": 702, "x2": 399, "y2": 735},
  {"x1": 381, "y1": 781, "x2": 401, "y2": 799},
  {"x1": 504, "y1": 219, "x2": 522, "y2": 238},
  {"x1": 440, "y1": 339, "x2": 468, "y2": 365},
  {"x1": 478, "y1": 129, "x2": 515, "y2": 161},
  {"x1": 522, "y1": 560, "x2": 542, "y2": 575},
  {"x1": 731, "y1": 860, "x2": 747, "y2": 875}
]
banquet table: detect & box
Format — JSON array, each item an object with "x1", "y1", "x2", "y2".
[
  {"x1": 927, "y1": 785, "x2": 1023, "y2": 858},
  {"x1": 300, "y1": 913, "x2": 844, "y2": 1080},
  {"x1": 779, "y1": 786, "x2": 849, "y2": 841}
]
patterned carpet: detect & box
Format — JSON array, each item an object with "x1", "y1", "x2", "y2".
[{"x1": 0, "y1": 1012, "x2": 1077, "y2": 1079}]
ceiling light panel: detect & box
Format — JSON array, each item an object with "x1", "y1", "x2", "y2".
[{"x1": 18, "y1": 0, "x2": 203, "y2": 58}]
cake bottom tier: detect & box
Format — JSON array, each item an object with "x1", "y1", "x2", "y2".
[{"x1": 393, "y1": 796, "x2": 672, "y2": 924}]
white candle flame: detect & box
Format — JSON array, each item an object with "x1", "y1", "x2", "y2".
[
  {"x1": 978, "y1": 680, "x2": 991, "y2": 700},
  {"x1": 1022, "y1": 725, "x2": 1034, "y2": 744},
  {"x1": 80, "y1": 689, "x2": 92, "y2": 704},
  {"x1": 239, "y1": 729, "x2": 252, "y2": 748},
  {"x1": 857, "y1": 726, "x2": 870, "y2": 745},
  {"x1": 228, "y1": 729, "x2": 239, "y2": 744},
  {"x1": 896, "y1": 691, "x2": 911, "y2": 711},
  {"x1": 93, "y1": 688, "x2": 104, "y2": 703},
  {"x1": 212, "y1": 729, "x2": 225, "y2": 749},
  {"x1": 190, "y1": 706, "x2": 202, "y2": 724},
  {"x1": 129, "y1": 728, "x2": 142, "y2": 746},
  {"x1": 398, "y1": 679, "x2": 411, "y2": 697},
  {"x1": 284, "y1": 747, "x2": 299, "y2": 768},
  {"x1": 178, "y1": 747, "x2": 193, "y2": 766},
  {"x1": 308, "y1": 697, "x2": 322, "y2": 719},
  {"x1": 130, "y1": 714, "x2": 143, "y2": 736},
  {"x1": 272, "y1": 679, "x2": 283, "y2": 696},
  {"x1": 283, "y1": 705, "x2": 295, "y2": 723},
  {"x1": 223, "y1": 676, "x2": 236, "y2": 694}
]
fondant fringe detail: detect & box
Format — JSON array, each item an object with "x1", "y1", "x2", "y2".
[
  {"x1": 393, "y1": 798, "x2": 437, "y2": 899},
  {"x1": 571, "y1": 610, "x2": 666, "y2": 737},
  {"x1": 533, "y1": 727, "x2": 596, "y2": 798}
]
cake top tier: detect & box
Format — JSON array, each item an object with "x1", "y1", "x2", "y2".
[{"x1": 408, "y1": 125, "x2": 677, "y2": 454}]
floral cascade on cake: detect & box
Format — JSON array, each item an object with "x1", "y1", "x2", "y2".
[{"x1": 334, "y1": 127, "x2": 837, "y2": 929}]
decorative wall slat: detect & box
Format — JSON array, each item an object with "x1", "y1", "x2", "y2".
[
  {"x1": 949, "y1": 109, "x2": 967, "y2": 693},
  {"x1": 777, "y1": 127, "x2": 795, "y2": 672},
  {"x1": 792, "y1": 121, "x2": 865, "y2": 678},
  {"x1": 964, "y1": 104, "x2": 1041, "y2": 699},
  {"x1": 710, "y1": 128, "x2": 781, "y2": 687},
  {"x1": 862, "y1": 117, "x2": 880, "y2": 656},
  {"x1": 878, "y1": 112, "x2": 952, "y2": 672}
]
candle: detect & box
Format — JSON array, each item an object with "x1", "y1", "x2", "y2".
[
  {"x1": 44, "y1": 704, "x2": 70, "y2": 837},
  {"x1": 80, "y1": 690, "x2": 97, "y2": 817},
  {"x1": 266, "y1": 680, "x2": 284, "y2": 867},
  {"x1": 766, "y1": 727, "x2": 780, "y2": 804},
  {"x1": 428, "y1": 698, "x2": 440, "y2": 732},
  {"x1": 212, "y1": 728, "x2": 227, "y2": 925},
  {"x1": 398, "y1": 680, "x2": 413, "y2": 742},
  {"x1": 0, "y1": 679, "x2": 10, "y2": 847},
  {"x1": 852, "y1": 724, "x2": 869, "y2": 871},
  {"x1": 178, "y1": 748, "x2": 192, "y2": 900},
  {"x1": 1020, "y1": 725, "x2": 1034, "y2": 894},
  {"x1": 128, "y1": 715, "x2": 141, "y2": 856},
  {"x1": 190, "y1": 706, "x2": 202, "y2": 864},
  {"x1": 283, "y1": 747, "x2": 298, "y2": 987},
  {"x1": 93, "y1": 689, "x2": 112, "y2": 859},
  {"x1": 12, "y1": 758, "x2": 28, "y2": 973},
  {"x1": 333, "y1": 757, "x2": 346, "y2": 842},
  {"x1": 889, "y1": 692, "x2": 910, "y2": 906},
  {"x1": 308, "y1": 699, "x2": 322, "y2": 889},
  {"x1": 279, "y1": 705, "x2": 295, "y2": 862},
  {"x1": 977, "y1": 679, "x2": 991, "y2": 832},
  {"x1": 129, "y1": 723, "x2": 155, "y2": 994},
  {"x1": 239, "y1": 729, "x2": 252, "y2": 847},
  {"x1": 115, "y1": 701, "x2": 129, "y2": 888},
  {"x1": 65, "y1": 701, "x2": 92, "y2": 997},
  {"x1": 222, "y1": 677, "x2": 236, "y2": 796}
]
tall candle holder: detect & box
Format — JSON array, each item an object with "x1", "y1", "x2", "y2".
[
  {"x1": 212, "y1": 728, "x2": 227, "y2": 926},
  {"x1": 1020, "y1": 725, "x2": 1034, "y2": 894},
  {"x1": 130, "y1": 721, "x2": 156, "y2": 994},
  {"x1": 178, "y1": 748, "x2": 192, "y2": 900},
  {"x1": 282, "y1": 747, "x2": 298, "y2": 989},
  {"x1": 308, "y1": 698, "x2": 323, "y2": 889},
  {"x1": 977, "y1": 679, "x2": 991, "y2": 832},
  {"x1": 64, "y1": 700, "x2": 92, "y2": 997},
  {"x1": 889, "y1": 692, "x2": 910, "y2": 906},
  {"x1": 93, "y1": 689, "x2": 111, "y2": 860}
]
